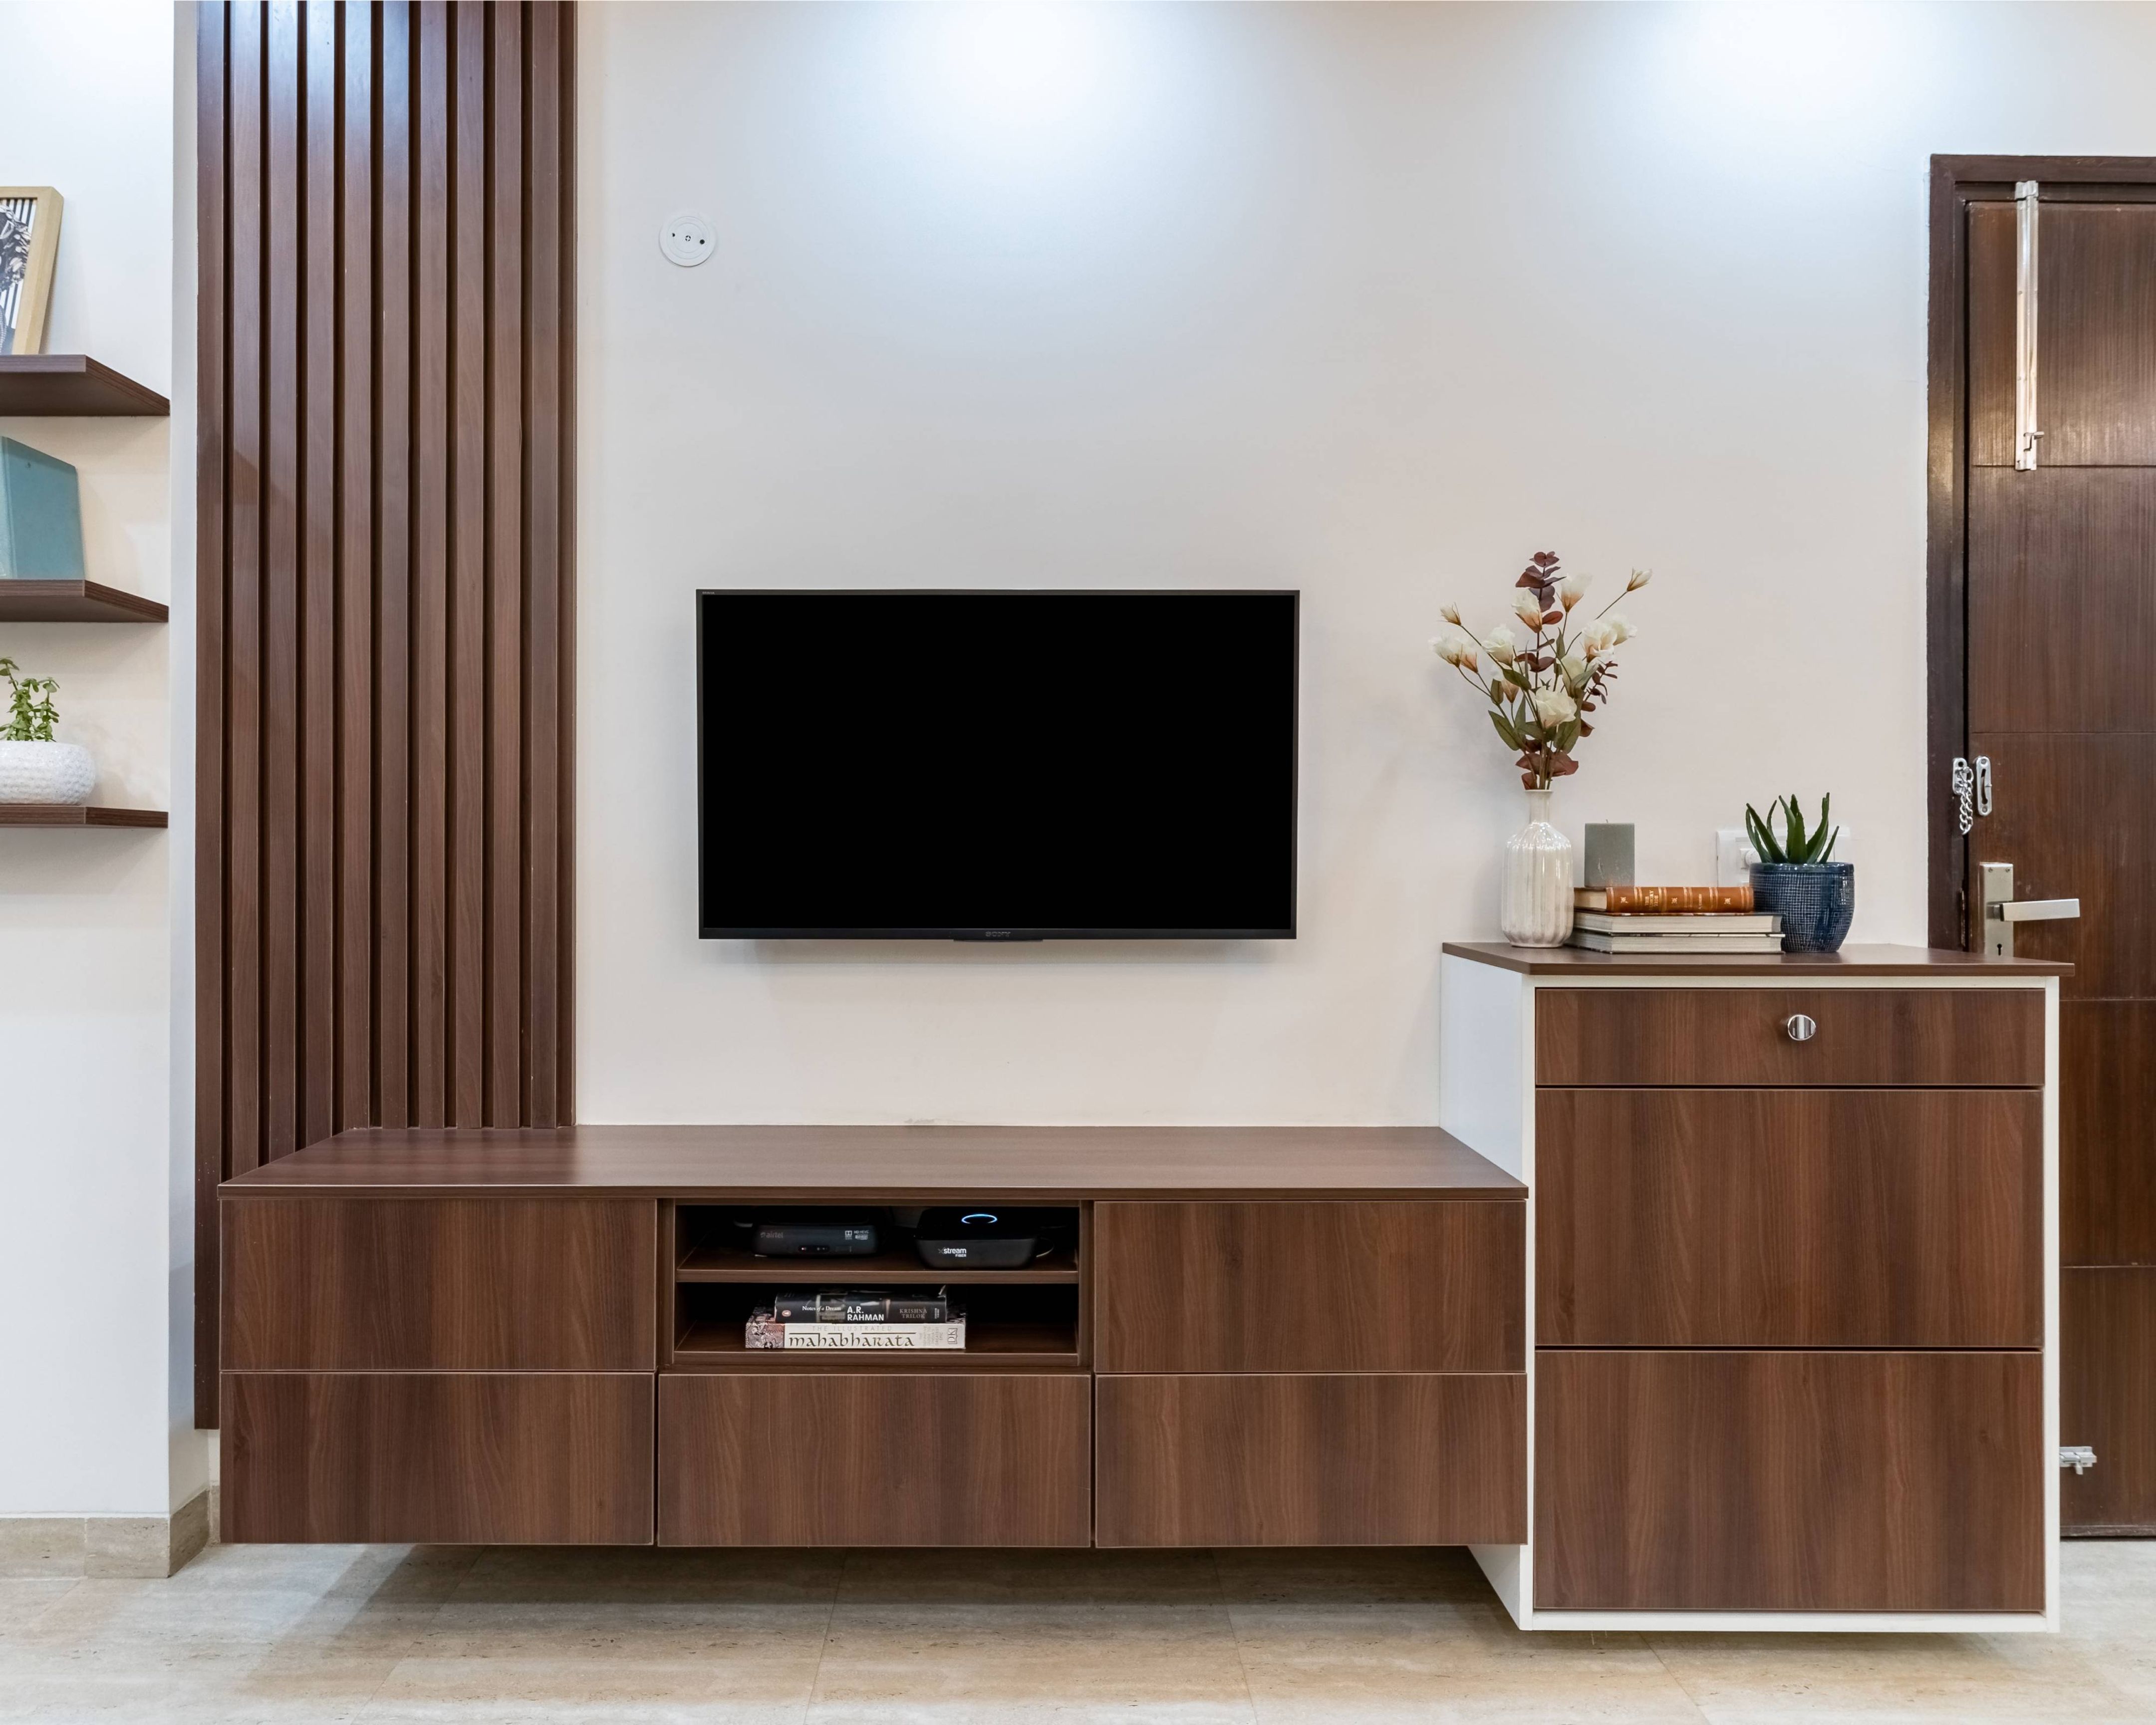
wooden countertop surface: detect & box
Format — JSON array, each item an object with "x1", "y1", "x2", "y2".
[
  {"x1": 220, "y1": 1124, "x2": 1526, "y2": 1202},
  {"x1": 1442, "y1": 941, "x2": 2070, "y2": 978}
]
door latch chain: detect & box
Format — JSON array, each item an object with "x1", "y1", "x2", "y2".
[{"x1": 1952, "y1": 756, "x2": 1992, "y2": 835}]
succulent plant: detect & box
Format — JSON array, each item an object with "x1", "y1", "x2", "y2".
[{"x1": 1745, "y1": 793, "x2": 1839, "y2": 866}]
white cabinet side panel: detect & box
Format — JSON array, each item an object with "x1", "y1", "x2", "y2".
[{"x1": 1439, "y1": 955, "x2": 1525, "y2": 1179}]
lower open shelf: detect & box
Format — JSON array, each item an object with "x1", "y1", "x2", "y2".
[{"x1": 671, "y1": 1315, "x2": 1079, "y2": 1371}]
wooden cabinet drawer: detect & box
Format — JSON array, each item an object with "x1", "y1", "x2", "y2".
[
  {"x1": 1538, "y1": 1089, "x2": 2043, "y2": 1347},
  {"x1": 1093, "y1": 1201, "x2": 1523, "y2": 1373},
  {"x1": 221, "y1": 1372, "x2": 655, "y2": 1544},
  {"x1": 222, "y1": 1196, "x2": 657, "y2": 1370},
  {"x1": 658, "y1": 1373, "x2": 1091, "y2": 1546},
  {"x1": 1535, "y1": 988, "x2": 2043, "y2": 1088},
  {"x1": 1095, "y1": 1373, "x2": 1525, "y2": 1546},
  {"x1": 1534, "y1": 1350, "x2": 2043, "y2": 1611}
]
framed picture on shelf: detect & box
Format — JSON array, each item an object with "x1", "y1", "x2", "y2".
[{"x1": 0, "y1": 186, "x2": 63, "y2": 356}]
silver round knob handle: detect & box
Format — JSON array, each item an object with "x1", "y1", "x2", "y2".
[{"x1": 1785, "y1": 1013, "x2": 1817, "y2": 1043}]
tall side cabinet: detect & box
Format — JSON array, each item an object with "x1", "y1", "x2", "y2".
[{"x1": 1440, "y1": 941, "x2": 2066, "y2": 1632}]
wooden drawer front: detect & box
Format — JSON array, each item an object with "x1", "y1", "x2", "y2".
[
  {"x1": 1095, "y1": 1373, "x2": 1525, "y2": 1546},
  {"x1": 222, "y1": 1372, "x2": 655, "y2": 1544},
  {"x1": 1539, "y1": 1089, "x2": 2043, "y2": 1347},
  {"x1": 1535, "y1": 988, "x2": 2043, "y2": 1088},
  {"x1": 1535, "y1": 1351, "x2": 2044, "y2": 1612},
  {"x1": 223, "y1": 1196, "x2": 657, "y2": 1370},
  {"x1": 1094, "y1": 1201, "x2": 1523, "y2": 1373},
  {"x1": 658, "y1": 1373, "x2": 1091, "y2": 1546}
]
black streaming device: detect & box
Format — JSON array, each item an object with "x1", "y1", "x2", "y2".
[{"x1": 913, "y1": 1207, "x2": 1059, "y2": 1269}]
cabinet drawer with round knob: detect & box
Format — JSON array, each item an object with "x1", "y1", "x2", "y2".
[{"x1": 1533, "y1": 988, "x2": 2043, "y2": 1087}]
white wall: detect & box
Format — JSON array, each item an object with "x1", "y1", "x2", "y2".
[
  {"x1": 0, "y1": 0, "x2": 193, "y2": 1517},
  {"x1": 577, "y1": 1, "x2": 2156, "y2": 1126}
]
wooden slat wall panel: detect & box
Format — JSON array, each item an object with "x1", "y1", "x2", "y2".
[{"x1": 195, "y1": 1, "x2": 577, "y2": 1426}]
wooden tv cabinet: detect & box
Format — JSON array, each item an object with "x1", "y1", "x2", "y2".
[{"x1": 217, "y1": 1126, "x2": 1528, "y2": 1551}]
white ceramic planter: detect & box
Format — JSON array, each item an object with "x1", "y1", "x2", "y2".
[{"x1": 0, "y1": 740, "x2": 96, "y2": 805}]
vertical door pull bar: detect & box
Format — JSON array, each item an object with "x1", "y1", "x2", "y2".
[{"x1": 2016, "y1": 180, "x2": 2042, "y2": 470}]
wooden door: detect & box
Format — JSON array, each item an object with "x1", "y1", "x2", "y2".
[{"x1": 1935, "y1": 159, "x2": 2156, "y2": 1532}]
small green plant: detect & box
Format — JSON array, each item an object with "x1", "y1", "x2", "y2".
[
  {"x1": 1745, "y1": 793, "x2": 1839, "y2": 865},
  {"x1": 0, "y1": 656, "x2": 60, "y2": 743}
]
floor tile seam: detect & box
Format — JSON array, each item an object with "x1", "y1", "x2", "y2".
[
  {"x1": 803, "y1": 1550, "x2": 845, "y2": 1721},
  {"x1": 1210, "y1": 1547, "x2": 1266, "y2": 1725},
  {"x1": 1639, "y1": 1632, "x2": 1717, "y2": 1723}
]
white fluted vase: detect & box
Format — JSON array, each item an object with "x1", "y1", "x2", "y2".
[{"x1": 1499, "y1": 786, "x2": 1573, "y2": 947}]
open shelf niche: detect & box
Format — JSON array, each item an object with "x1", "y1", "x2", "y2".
[{"x1": 667, "y1": 1203, "x2": 1087, "y2": 1371}]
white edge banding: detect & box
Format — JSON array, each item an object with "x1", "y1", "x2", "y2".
[{"x1": 1441, "y1": 955, "x2": 1533, "y2": 1623}]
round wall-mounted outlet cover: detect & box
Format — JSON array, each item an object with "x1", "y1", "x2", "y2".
[{"x1": 659, "y1": 211, "x2": 715, "y2": 268}]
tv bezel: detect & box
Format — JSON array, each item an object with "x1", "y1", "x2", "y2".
[{"x1": 695, "y1": 587, "x2": 1301, "y2": 942}]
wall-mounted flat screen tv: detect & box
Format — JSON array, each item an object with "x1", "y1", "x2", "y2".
[{"x1": 698, "y1": 589, "x2": 1298, "y2": 939}]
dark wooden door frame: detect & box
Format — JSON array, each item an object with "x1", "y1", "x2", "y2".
[{"x1": 1926, "y1": 155, "x2": 2156, "y2": 946}]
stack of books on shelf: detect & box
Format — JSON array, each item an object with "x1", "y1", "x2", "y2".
[
  {"x1": 745, "y1": 1288, "x2": 966, "y2": 1352},
  {"x1": 1568, "y1": 885, "x2": 1784, "y2": 954}
]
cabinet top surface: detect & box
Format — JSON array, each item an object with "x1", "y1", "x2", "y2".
[
  {"x1": 220, "y1": 1124, "x2": 1526, "y2": 1201},
  {"x1": 1441, "y1": 942, "x2": 2069, "y2": 978}
]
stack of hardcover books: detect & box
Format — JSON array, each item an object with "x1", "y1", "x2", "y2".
[
  {"x1": 745, "y1": 1289, "x2": 966, "y2": 1351},
  {"x1": 1568, "y1": 885, "x2": 1783, "y2": 954}
]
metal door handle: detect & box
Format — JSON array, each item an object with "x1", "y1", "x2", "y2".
[
  {"x1": 1978, "y1": 861, "x2": 2080, "y2": 958},
  {"x1": 1785, "y1": 1014, "x2": 1816, "y2": 1042},
  {"x1": 1997, "y1": 898, "x2": 2080, "y2": 923}
]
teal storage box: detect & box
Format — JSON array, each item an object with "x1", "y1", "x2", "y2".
[{"x1": 0, "y1": 436, "x2": 87, "y2": 580}]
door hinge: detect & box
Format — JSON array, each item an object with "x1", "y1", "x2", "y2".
[{"x1": 2061, "y1": 1445, "x2": 2098, "y2": 1475}]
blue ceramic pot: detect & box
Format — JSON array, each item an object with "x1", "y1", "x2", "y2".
[{"x1": 1749, "y1": 862, "x2": 1855, "y2": 953}]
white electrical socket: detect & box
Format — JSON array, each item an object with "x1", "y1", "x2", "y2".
[{"x1": 1716, "y1": 825, "x2": 1854, "y2": 885}]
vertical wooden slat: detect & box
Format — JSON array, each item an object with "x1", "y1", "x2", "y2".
[
  {"x1": 194, "y1": 0, "x2": 232, "y2": 1428},
  {"x1": 487, "y1": 1, "x2": 524, "y2": 1126},
  {"x1": 226, "y1": 1, "x2": 266, "y2": 1177},
  {"x1": 554, "y1": 8, "x2": 577, "y2": 1126},
  {"x1": 198, "y1": 0, "x2": 576, "y2": 1420},
  {"x1": 300, "y1": 0, "x2": 338, "y2": 1150},
  {"x1": 337, "y1": 0, "x2": 374, "y2": 1131},
  {"x1": 523, "y1": 0, "x2": 561, "y2": 1126},
  {"x1": 375, "y1": 0, "x2": 413, "y2": 1127},
  {"x1": 411, "y1": 0, "x2": 451, "y2": 1127},
  {"x1": 263, "y1": 0, "x2": 302, "y2": 1162},
  {"x1": 449, "y1": 0, "x2": 489, "y2": 1126}
]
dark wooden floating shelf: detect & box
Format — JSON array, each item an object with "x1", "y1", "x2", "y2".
[
  {"x1": 0, "y1": 805, "x2": 168, "y2": 828},
  {"x1": 0, "y1": 355, "x2": 170, "y2": 417},
  {"x1": 676, "y1": 1244, "x2": 1079, "y2": 1285},
  {"x1": 0, "y1": 579, "x2": 169, "y2": 623},
  {"x1": 673, "y1": 1317, "x2": 1079, "y2": 1370}
]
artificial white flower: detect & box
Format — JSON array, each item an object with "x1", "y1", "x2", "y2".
[
  {"x1": 1531, "y1": 686, "x2": 1578, "y2": 727},
  {"x1": 1440, "y1": 602, "x2": 1463, "y2": 626},
  {"x1": 1431, "y1": 631, "x2": 1480, "y2": 672},
  {"x1": 1483, "y1": 625, "x2": 1519, "y2": 666},
  {"x1": 1580, "y1": 620, "x2": 1617, "y2": 656},
  {"x1": 1558, "y1": 574, "x2": 1590, "y2": 611},
  {"x1": 1625, "y1": 568, "x2": 1653, "y2": 592},
  {"x1": 1512, "y1": 591, "x2": 1545, "y2": 630},
  {"x1": 1605, "y1": 612, "x2": 1635, "y2": 645},
  {"x1": 1559, "y1": 650, "x2": 1588, "y2": 687}
]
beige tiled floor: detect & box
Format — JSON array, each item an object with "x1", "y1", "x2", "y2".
[{"x1": 1, "y1": 1540, "x2": 2152, "y2": 1724}]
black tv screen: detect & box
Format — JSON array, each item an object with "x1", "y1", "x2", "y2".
[{"x1": 698, "y1": 590, "x2": 1298, "y2": 939}]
